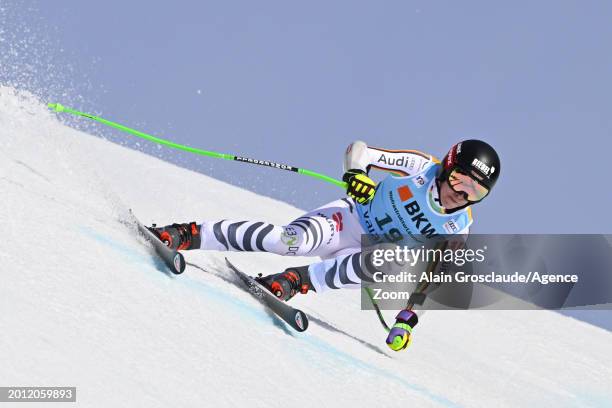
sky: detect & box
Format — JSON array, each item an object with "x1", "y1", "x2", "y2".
[{"x1": 1, "y1": 0, "x2": 611, "y2": 326}]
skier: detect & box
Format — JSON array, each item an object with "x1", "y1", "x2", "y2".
[{"x1": 149, "y1": 139, "x2": 501, "y2": 351}]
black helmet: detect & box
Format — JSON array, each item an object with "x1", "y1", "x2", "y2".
[{"x1": 439, "y1": 139, "x2": 500, "y2": 204}]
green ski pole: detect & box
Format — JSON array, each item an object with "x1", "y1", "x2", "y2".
[
  {"x1": 48, "y1": 103, "x2": 347, "y2": 189},
  {"x1": 48, "y1": 102, "x2": 395, "y2": 331}
]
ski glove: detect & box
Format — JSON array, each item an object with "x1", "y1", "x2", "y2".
[
  {"x1": 386, "y1": 309, "x2": 418, "y2": 351},
  {"x1": 342, "y1": 169, "x2": 376, "y2": 204}
]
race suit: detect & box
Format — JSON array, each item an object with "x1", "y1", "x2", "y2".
[{"x1": 198, "y1": 141, "x2": 472, "y2": 293}]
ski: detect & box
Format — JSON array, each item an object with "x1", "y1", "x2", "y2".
[
  {"x1": 225, "y1": 258, "x2": 309, "y2": 332},
  {"x1": 130, "y1": 210, "x2": 186, "y2": 274}
]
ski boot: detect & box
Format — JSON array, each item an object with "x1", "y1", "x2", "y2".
[
  {"x1": 148, "y1": 222, "x2": 201, "y2": 251},
  {"x1": 256, "y1": 266, "x2": 314, "y2": 301}
]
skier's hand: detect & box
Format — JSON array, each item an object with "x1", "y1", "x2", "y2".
[
  {"x1": 343, "y1": 169, "x2": 376, "y2": 204},
  {"x1": 386, "y1": 309, "x2": 418, "y2": 351}
]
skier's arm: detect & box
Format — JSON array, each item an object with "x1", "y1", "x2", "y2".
[
  {"x1": 344, "y1": 140, "x2": 435, "y2": 177},
  {"x1": 342, "y1": 141, "x2": 377, "y2": 204},
  {"x1": 341, "y1": 140, "x2": 434, "y2": 204},
  {"x1": 386, "y1": 231, "x2": 469, "y2": 351},
  {"x1": 404, "y1": 231, "x2": 469, "y2": 310},
  {"x1": 303, "y1": 228, "x2": 469, "y2": 351},
  {"x1": 304, "y1": 251, "x2": 418, "y2": 352}
]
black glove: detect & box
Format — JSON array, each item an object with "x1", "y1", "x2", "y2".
[{"x1": 342, "y1": 169, "x2": 376, "y2": 204}]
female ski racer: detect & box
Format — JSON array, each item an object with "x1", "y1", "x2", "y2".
[{"x1": 150, "y1": 139, "x2": 501, "y2": 351}]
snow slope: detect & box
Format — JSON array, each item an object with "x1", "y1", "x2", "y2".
[{"x1": 1, "y1": 86, "x2": 611, "y2": 408}]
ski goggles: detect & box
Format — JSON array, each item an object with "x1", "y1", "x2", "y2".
[{"x1": 447, "y1": 168, "x2": 490, "y2": 202}]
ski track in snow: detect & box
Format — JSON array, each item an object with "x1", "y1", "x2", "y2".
[
  {"x1": 81, "y1": 225, "x2": 459, "y2": 407},
  {"x1": 1, "y1": 86, "x2": 612, "y2": 407}
]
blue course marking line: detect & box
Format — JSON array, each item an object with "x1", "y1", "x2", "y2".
[
  {"x1": 79, "y1": 226, "x2": 151, "y2": 264},
  {"x1": 174, "y1": 272, "x2": 461, "y2": 408},
  {"x1": 568, "y1": 392, "x2": 612, "y2": 408},
  {"x1": 81, "y1": 226, "x2": 461, "y2": 407}
]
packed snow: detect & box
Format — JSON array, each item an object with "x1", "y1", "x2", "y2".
[{"x1": 1, "y1": 86, "x2": 611, "y2": 407}]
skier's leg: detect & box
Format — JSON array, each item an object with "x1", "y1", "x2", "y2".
[
  {"x1": 256, "y1": 251, "x2": 375, "y2": 301},
  {"x1": 306, "y1": 252, "x2": 373, "y2": 292},
  {"x1": 197, "y1": 198, "x2": 364, "y2": 258}
]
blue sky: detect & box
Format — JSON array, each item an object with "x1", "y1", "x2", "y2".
[
  {"x1": 4, "y1": 0, "x2": 611, "y2": 234},
  {"x1": 2, "y1": 1, "x2": 611, "y2": 327}
]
